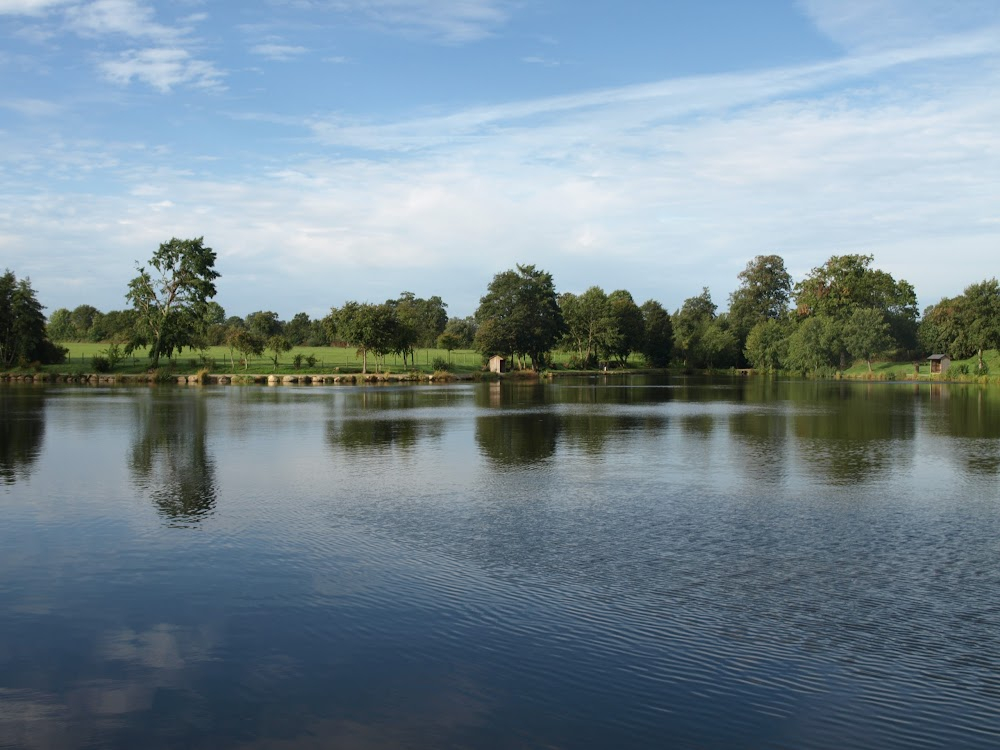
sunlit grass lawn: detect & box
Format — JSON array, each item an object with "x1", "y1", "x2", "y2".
[
  {"x1": 53, "y1": 342, "x2": 495, "y2": 375},
  {"x1": 841, "y1": 349, "x2": 1000, "y2": 380}
]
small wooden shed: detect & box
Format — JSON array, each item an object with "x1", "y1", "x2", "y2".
[
  {"x1": 489, "y1": 355, "x2": 507, "y2": 374},
  {"x1": 928, "y1": 354, "x2": 951, "y2": 374}
]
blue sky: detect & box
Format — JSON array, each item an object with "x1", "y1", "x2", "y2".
[{"x1": 1, "y1": 0, "x2": 998, "y2": 320}]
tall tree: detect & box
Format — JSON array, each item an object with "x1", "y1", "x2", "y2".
[
  {"x1": 672, "y1": 288, "x2": 716, "y2": 368},
  {"x1": 559, "y1": 286, "x2": 608, "y2": 368},
  {"x1": 918, "y1": 297, "x2": 963, "y2": 357},
  {"x1": 442, "y1": 316, "x2": 477, "y2": 349},
  {"x1": 601, "y1": 289, "x2": 644, "y2": 366},
  {"x1": 126, "y1": 237, "x2": 220, "y2": 369},
  {"x1": 245, "y1": 310, "x2": 283, "y2": 339},
  {"x1": 794, "y1": 254, "x2": 917, "y2": 368},
  {"x1": 843, "y1": 307, "x2": 892, "y2": 372},
  {"x1": 744, "y1": 318, "x2": 789, "y2": 371},
  {"x1": 957, "y1": 279, "x2": 1000, "y2": 372},
  {"x1": 639, "y1": 300, "x2": 673, "y2": 367},
  {"x1": 474, "y1": 264, "x2": 564, "y2": 371},
  {"x1": 46, "y1": 308, "x2": 74, "y2": 341},
  {"x1": 0, "y1": 270, "x2": 65, "y2": 367},
  {"x1": 284, "y1": 312, "x2": 313, "y2": 346},
  {"x1": 728, "y1": 254, "x2": 792, "y2": 364},
  {"x1": 336, "y1": 301, "x2": 401, "y2": 374}
]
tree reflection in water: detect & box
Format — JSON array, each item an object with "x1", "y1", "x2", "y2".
[
  {"x1": 130, "y1": 391, "x2": 217, "y2": 526},
  {"x1": 326, "y1": 388, "x2": 444, "y2": 454},
  {"x1": 0, "y1": 387, "x2": 45, "y2": 485}
]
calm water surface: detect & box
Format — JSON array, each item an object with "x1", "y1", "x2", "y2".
[{"x1": 2, "y1": 377, "x2": 999, "y2": 749}]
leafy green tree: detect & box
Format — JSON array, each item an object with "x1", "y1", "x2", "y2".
[
  {"x1": 436, "y1": 330, "x2": 464, "y2": 360},
  {"x1": 843, "y1": 307, "x2": 892, "y2": 372},
  {"x1": 245, "y1": 310, "x2": 283, "y2": 339},
  {"x1": 794, "y1": 254, "x2": 918, "y2": 367},
  {"x1": 393, "y1": 292, "x2": 448, "y2": 349},
  {"x1": 744, "y1": 318, "x2": 789, "y2": 371},
  {"x1": 47, "y1": 308, "x2": 73, "y2": 341},
  {"x1": 918, "y1": 297, "x2": 963, "y2": 357},
  {"x1": 0, "y1": 270, "x2": 66, "y2": 366},
  {"x1": 639, "y1": 299, "x2": 673, "y2": 367},
  {"x1": 336, "y1": 301, "x2": 401, "y2": 374},
  {"x1": 69, "y1": 304, "x2": 102, "y2": 341},
  {"x1": 701, "y1": 317, "x2": 738, "y2": 369},
  {"x1": 95, "y1": 309, "x2": 137, "y2": 344},
  {"x1": 442, "y1": 316, "x2": 477, "y2": 349},
  {"x1": 728, "y1": 254, "x2": 792, "y2": 363},
  {"x1": 785, "y1": 316, "x2": 838, "y2": 373},
  {"x1": 284, "y1": 312, "x2": 313, "y2": 346},
  {"x1": 600, "y1": 289, "x2": 644, "y2": 366},
  {"x1": 474, "y1": 264, "x2": 564, "y2": 371},
  {"x1": 560, "y1": 286, "x2": 608, "y2": 368},
  {"x1": 226, "y1": 327, "x2": 264, "y2": 370},
  {"x1": 673, "y1": 288, "x2": 716, "y2": 367},
  {"x1": 957, "y1": 279, "x2": 1000, "y2": 372},
  {"x1": 126, "y1": 237, "x2": 220, "y2": 369},
  {"x1": 266, "y1": 335, "x2": 293, "y2": 371}
]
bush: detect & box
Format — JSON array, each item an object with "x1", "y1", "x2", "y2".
[
  {"x1": 91, "y1": 355, "x2": 111, "y2": 373},
  {"x1": 292, "y1": 353, "x2": 304, "y2": 369},
  {"x1": 431, "y1": 356, "x2": 452, "y2": 372},
  {"x1": 306, "y1": 354, "x2": 317, "y2": 368}
]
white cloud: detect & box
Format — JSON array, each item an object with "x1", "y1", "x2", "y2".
[
  {"x1": 0, "y1": 0, "x2": 73, "y2": 14},
  {"x1": 302, "y1": 0, "x2": 509, "y2": 43},
  {"x1": 250, "y1": 42, "x2": 308, "y2": 61},
  {"x1": 0, "y1": 97, "x2": 62, "y2": 116},
  {"x1": 99, "y1": 47, "x2": 224, "y2": 91},
  {"x1": 64, "y1": 0, "x2": 177, "y2": 40},
  {"x1": 799, "y1": 0, "x2": 1000, "y2": 51}
]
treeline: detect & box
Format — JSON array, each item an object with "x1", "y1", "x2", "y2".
[{"x1": 8, "y1": 235, "x2": 1000, "y2": 375}]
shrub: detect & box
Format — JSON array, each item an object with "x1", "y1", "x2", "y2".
[
  {"x1": 431, "y1": 356, "x2": 452, "y2": 372},
  {"x1": 292, "y1": 353, "x2": 304, "y2": 369},
  {"x1": 306, "y1": 354, "x2": 317, "y2": 368},
  {"x1": 101, "y1": 343, "x2": 123, "y2": 370},
  {"x1": 194, "y1": 368, "x2": 210, "y2": 384},
  {"x1": 91, "y1": 355, "x2": 111, "y2": 373}
]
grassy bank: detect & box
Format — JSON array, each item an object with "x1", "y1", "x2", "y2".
[{"x1": 839, "y1": 349, "x2": 1000, "y2": 384}]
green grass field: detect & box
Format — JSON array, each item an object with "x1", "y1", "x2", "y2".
[
  {"x1": 840, "y1": 349, "x2": 1000, "y2": 382},
  {"x1": 51, "y1": 342, "x2": 494, "y2": 375}
]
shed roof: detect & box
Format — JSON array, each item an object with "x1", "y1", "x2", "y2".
[{"x1": 928, "y1": 354, "x2": 949, "y2": 361}]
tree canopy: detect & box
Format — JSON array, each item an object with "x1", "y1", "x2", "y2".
[
  {"x1": 126, "y1": 237, "x2": 220, "y2": 368},
  {"x1": 0, "y1": 270, "x2": 65, "y2": 367},
  {"x1": 474, "y1": 264, "x2": 564, "y2": 371}
]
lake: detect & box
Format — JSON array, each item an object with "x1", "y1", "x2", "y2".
[{"x1": 2, "y1": 376, "x2": 999, "y2": 749}]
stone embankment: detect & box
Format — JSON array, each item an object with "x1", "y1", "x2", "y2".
[{"x1": 0, "y1": 372, "x2": 469, "y2": 385}]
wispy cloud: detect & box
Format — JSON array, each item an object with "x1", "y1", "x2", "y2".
[
  {"x1": 0, "y1": 0, "x2": 73, "y2": 14},
  {"x1": 295, "y1": 0, "x2": 510, "y2": 43},
  {"x1": 799, "y1": 0, "x2": 1000, "y2": 51},
  {"x1": 250, "y1": 42, "x2": 308, "y2": 61},
  {"x1": 99, "y1": 47, "x2": 223, "y2": 92},
  {"x1": 1, "y1": 0, "x2": 221, "y2": 92},
  {"x1": 0, "y1": 97, "x2": 62, "y2": 116},
  {"x1": 64, "y1": 0, "x2": 178, "y2": 40}
]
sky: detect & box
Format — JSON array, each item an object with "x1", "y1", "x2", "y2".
[{"x1": 1, "y1": 0, "x2": 998, "y2": 320}]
